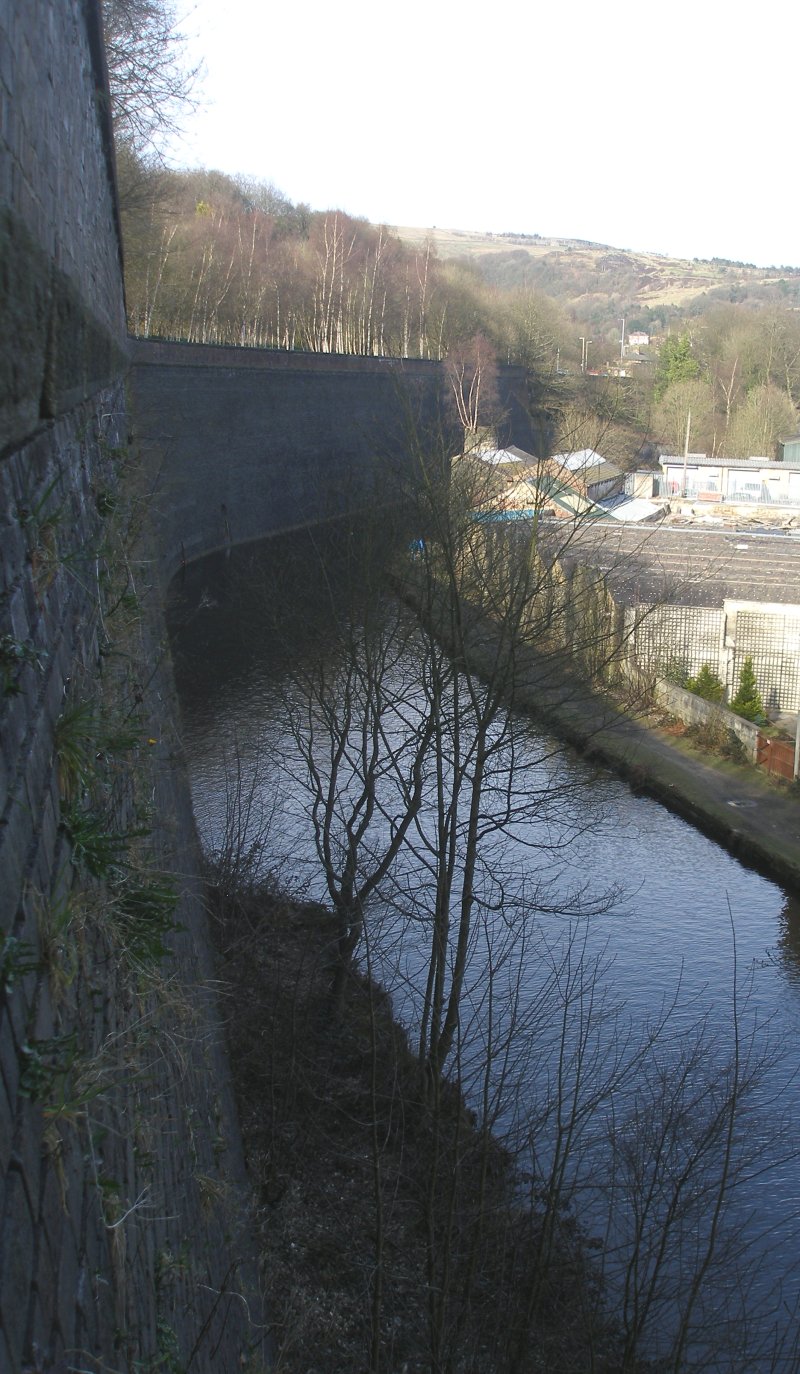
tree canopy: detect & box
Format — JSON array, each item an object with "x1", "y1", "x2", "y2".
[
  {"x1": 654, "y1": 332, "x2": 700, "y2": 400},
  {"x1": 102, "y1": 0, "x2": 199, "y2": 157},
  {"x1": 730, "y1": 656, "x2": 765, "y2": 722}
]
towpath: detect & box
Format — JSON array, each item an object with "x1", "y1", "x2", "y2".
[
  {"x1": 399, "y1": 571, "x2": 800, "y2": 894},
  {"x1": 519, "y1": 670, "x2": 800, "y2": 896}
]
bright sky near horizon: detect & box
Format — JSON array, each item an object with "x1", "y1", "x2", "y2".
[{"x1": 168, "y1": 0, "x2": 798, "y2": 270}]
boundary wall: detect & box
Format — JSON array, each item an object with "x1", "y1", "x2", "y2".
[{"x1": 653, "y1": 681, "x2": 760, "y2": 762}]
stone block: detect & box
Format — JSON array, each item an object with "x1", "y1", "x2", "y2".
[
  {"x1": 0, "y1": 1074, "x2": 12, "y2": 1180},
  {"x1": 0, "y1": 1013, "x2": 21, "y2": 1106},
  {"x1": 0, "y1": 807, "x2": 27, "y2": 934},
  {"x1": 38, "y1": 1160, "x2": 66, "y2": 1275},
  {"x1": 1, "y1": 574, "x2": 29, "y2": 670},
  {"x1": 55, "y1": 1227, "x2": 79, "y2": 1355},
  {"x1": 0, "y1": 1326, "x2": 14, "y2": 1374},
  {"x1": 0, "y1": 18, "x2": 11, "y2": 90},
  {"x1": 46, "y1": 1323, "x2": 68, "y2": 1374},
  {"x1": 27, "y1": 1283, "x2": 54, "y2": 1369},
  {"x1": 22, "y1": 715, "x2": 53, "y2": 821},
  {"x1": 0, "y1": 689, "x2": 30, "y2": 778},
  {"x1": 0, "y1": 1166, "x2": 35, "y2": 1366},
  {"x1": 8, "y1": 1105, "x2": 45, "y2": 1224},
  {"x1": 0, "y1": 748, "x2": 9, "y2": 819}
]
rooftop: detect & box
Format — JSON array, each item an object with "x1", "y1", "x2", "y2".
[
  {"x1": 659, "y1": 454, "x2": 800, "y2": 472},
  {"x1": 541, "y1": 522, "x2": 800, "y2": 608},
  {"x1": 551, "y1": 448, "x2": 610, "y2": 472}
]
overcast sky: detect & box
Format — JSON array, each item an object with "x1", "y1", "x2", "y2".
[{"x1": 169, "y1": 0, "x2": 798, "y2": 269}]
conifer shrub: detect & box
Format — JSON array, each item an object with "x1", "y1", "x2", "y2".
[
  {"x1": 730, "y1": 656, "x2": 765, "y2": 723},
  {"x1": 686, "y1": 663, "x2": 725, "y2": 703}
]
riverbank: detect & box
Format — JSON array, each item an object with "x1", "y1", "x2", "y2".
[
  {"x1": 209, "y1": 883, "x2": 621, "y2": 1373},
  {"x1": 516, "y1": 681, "x2": 800, "y2": 898},
  {"x1": 395, "y1": 571, "x2": 800, "y2": 898}
]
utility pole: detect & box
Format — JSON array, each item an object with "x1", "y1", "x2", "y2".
[
  {"x1": 681, "y1": 410, "x2": 692, "y2": 498},
  {"x1": 620, "y1": 317, "x2": 625, "y2": 361}
]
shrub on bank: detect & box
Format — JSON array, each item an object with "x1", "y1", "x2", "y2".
[
  {"x1": 730, "y1": 655, "x2": 766, "y2": 724},
  {"x1": 686, "y1": 663, "x2": 725, "y2": 703}
]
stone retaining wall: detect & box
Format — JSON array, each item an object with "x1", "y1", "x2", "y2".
[
  {"x1": 1, "y1": 4, "x2": 266, "y2": 1369},
  {"x1": 128, "y1": 340, "x2": 544, "y2": 580}
]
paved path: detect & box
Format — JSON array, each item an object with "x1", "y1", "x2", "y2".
[
  {"x1": 401, "y1": 573, "x2": 800, "y2": 894},
  {"x1": 525, "y1": 673, "x2": 800, "y2": 895}
]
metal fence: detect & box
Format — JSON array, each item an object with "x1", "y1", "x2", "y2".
[{"x1": 651, "y1": 475, "x2": 800, "y2": 507}]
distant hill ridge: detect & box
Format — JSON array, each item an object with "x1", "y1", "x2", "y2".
[{"x1": 391, "y1": 225, "x2": 800, "y2": 332}]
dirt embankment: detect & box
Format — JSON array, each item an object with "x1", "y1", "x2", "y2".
[{"x1": 210, "y1": 887, "x2": 621, "y2": 1373}]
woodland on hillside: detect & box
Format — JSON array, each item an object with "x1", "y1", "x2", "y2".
[
  {"x1": 117, "y1": 158, "x2": 800, "y2": 466},
  {"x1": 103, "y1": 0, "x2": 800, "y2": 468}
]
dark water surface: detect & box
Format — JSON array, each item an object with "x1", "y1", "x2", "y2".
[{"x1": 168, "y1": 528, "x2": 800, "y2": 1368}]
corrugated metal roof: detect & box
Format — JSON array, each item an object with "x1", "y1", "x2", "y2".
[{"x1": 476, "y1": 449, "x2": 522, "y2": 466}]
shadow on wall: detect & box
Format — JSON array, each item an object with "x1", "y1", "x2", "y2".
[{"x1": 128, "y1": 339, "x2": 544, "y2": 579}]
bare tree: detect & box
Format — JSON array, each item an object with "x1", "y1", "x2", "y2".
[
  {"x1": 446, "y1": 334, "x2": 500, "y2": 444},
  {"x1": 284, "y1": 594, "x2": 436, "y2": 1015},
  {"x1": 268, "y1": 427, "x2": 655, "y2": 1079},
  {"x1": 102, "y1": 0, "x2": 200, "y2": 157},
  {"x1": 234, "y1": 390, "x2": 800, "y2": 1369}
]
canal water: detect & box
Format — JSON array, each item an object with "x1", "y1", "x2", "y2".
[{"x1": 168, "y1": 527, "x2": 800, "y2": 1369}]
